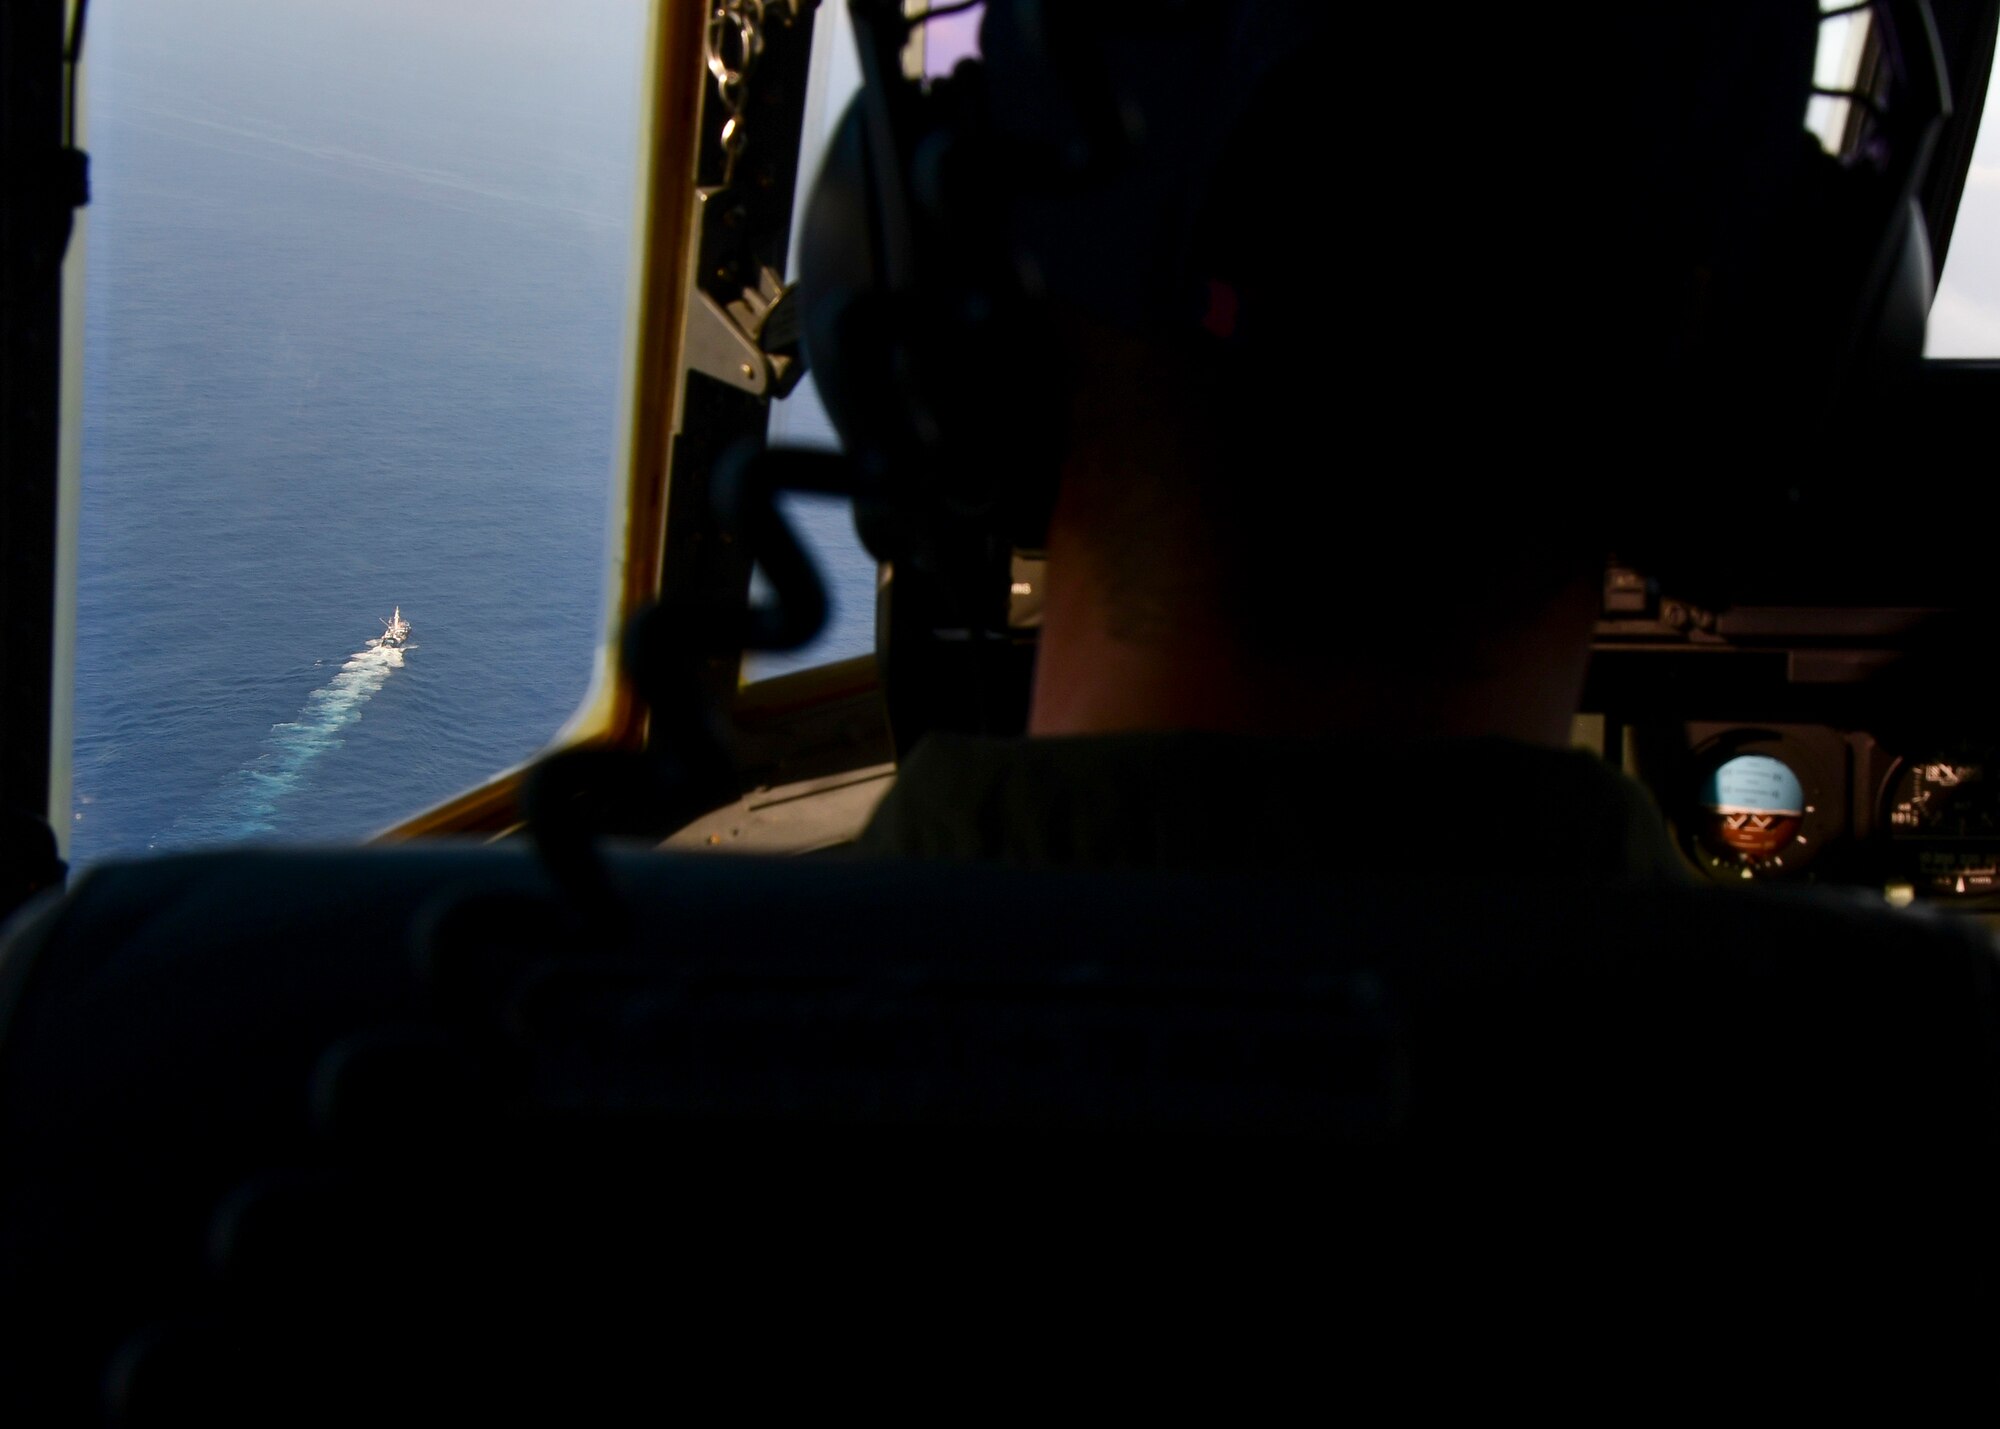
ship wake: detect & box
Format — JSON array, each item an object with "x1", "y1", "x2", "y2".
[{"x1": 174, "y1": 641, "x2": 408, "y2": 842}]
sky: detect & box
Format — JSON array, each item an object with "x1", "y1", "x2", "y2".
[{"x1": 1928, "y1": 101, "x2": 2000, "y2": 357}]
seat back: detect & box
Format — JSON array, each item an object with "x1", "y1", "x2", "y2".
[{"x1": 5, "y1": 846, "x2": 1998, "y2": 1419}]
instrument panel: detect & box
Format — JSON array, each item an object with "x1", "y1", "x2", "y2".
[
  {"x1": 1588, "y1": 574, "x2": 2000, "y2": 910},
  {"x1": 1643, "y1": 723, "x2": 2000, "y2": 905}
]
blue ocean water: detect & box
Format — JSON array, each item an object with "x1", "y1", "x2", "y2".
[{"x1": 72, "y1": 0, "x2": 876, "y2": 866}]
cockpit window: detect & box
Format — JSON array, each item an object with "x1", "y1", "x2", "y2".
[
  {"x1": 71, "y1": 0, "x2": 645, "y2": 863},
  {"x1": 917, "y1": 4, "x2": 984, "y2": 77},
  {"x1": 1807, "y1": 2, "x2": 1875, "y2": 154},
  {"x1": 1927, "y1": 40, "x2": 2000, "y2": 355}
]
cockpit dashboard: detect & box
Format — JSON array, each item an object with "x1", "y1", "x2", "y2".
[
  {"x1": 1622, "y1": 716, "x2": 2000, "y2": 904},
  {"x1": 1590, "y1": 550, "x2": 2000, "y2": 907}
]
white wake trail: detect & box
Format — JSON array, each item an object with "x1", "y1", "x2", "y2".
[{"x1": 174, "y1": 641, "x2": 409, "y2": 843}]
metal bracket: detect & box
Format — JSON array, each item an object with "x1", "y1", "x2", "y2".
[{"x1": 684, "y1": 258, "x2": 801, "y2": 398}]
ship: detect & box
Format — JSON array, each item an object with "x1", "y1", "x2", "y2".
[{"x1": 367, "y1": 606, "x2": 412, "y2": 650}]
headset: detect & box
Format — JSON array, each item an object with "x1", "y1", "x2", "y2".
[
  {"x1": 790, "y1": 1, "x2": 1954, "y2": 741},
  {"x1": 798, "y1": 2, "x2": 1327, "y2": 553}
]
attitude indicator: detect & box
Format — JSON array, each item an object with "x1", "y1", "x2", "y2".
[{"x1": 1696, "y1": 753, "x2": 1811, "y2": 877}]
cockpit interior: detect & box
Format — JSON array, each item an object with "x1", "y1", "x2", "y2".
[{"x1": 6, "y1": 0, "x2": 2000, "y2": 1416}]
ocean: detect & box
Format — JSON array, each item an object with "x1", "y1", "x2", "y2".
[{"x1": 71, "y1": 0, "x2": 877, "y2": 866}]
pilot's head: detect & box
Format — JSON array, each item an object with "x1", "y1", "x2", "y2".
[{"x1": 803, "y1": 2, "x2": 1903, "y2": 743}]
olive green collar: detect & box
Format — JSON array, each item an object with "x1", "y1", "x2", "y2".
[{"x1": 857, "y1": 731, "x2": 1688, "y2": 882}]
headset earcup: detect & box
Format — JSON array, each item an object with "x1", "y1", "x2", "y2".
[
  {"x1": 799, "y1": 80, "x2": 1063, "y2": 551},
  {"x1": 798, "y1": 100, "x2": 885, "y2": 469}
]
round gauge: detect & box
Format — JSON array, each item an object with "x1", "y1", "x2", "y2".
[
  {"x1": 1883, "y1": 748, "x2": 2000, "y2": 897},
  {"x1": 1679, "y1": 729, "x2": 1847, "y2": 885},
  {"x1": 1694, "y1": 753, "x2": 1811, "y2": 879}
]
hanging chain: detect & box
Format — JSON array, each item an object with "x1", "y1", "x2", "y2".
[{"x1": 706, "y1": 0, "x2": 770, "y2": 190}]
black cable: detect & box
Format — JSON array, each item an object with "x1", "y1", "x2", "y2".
[
  {"x1": 907, "y1": 0, "x2": 983, "y2": 27},
  {"x1": 1813, "y1": 84, "x2": 1887, "y2": 116}
]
